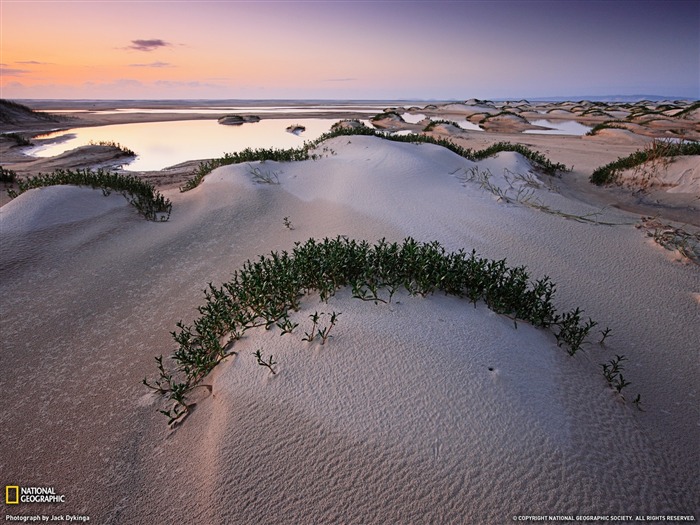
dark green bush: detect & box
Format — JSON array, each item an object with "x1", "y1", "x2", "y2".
[{"x1": 0, "y1": 166, "x2": 17, "y2": 183}]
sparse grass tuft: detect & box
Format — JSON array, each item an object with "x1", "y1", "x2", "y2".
[
  {"x1": 88, "y1": 140, "x2": 135, "y2": 156},
  {"x1": 254, "y1": 349, "x2": 277, "y2": 375},
  {"x1": 460, "y1": 166, "x2": 624, "y2": 225},
  {"x1": 248, "y1": 164, "x2": 280, "y2": 184},
  {"x1": 636, "y1": 216, "x2": 700, "y2": 265}
]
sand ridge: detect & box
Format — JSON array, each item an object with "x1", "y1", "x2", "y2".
[{"x1": 1, "y1": 134, "x2": 698, "y2": 522}]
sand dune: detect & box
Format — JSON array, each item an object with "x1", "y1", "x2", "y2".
[{"x1": 1, "y1": 135, "x2": 698, "y2": 522}]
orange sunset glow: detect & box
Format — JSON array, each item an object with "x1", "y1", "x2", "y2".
[{"x1": 1, "y1": 0, "x2": 698, "y2": 99}]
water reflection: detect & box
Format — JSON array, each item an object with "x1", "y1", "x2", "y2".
[
  {"x1": 456, "y1": 120, "x2": 483, "y2": 132},
  {"x1": 401, "y1": 113, "x2": 427, "y2": 124},
  {"x1": 28, "y1": 118, "x2": 340, "y2": 171},
  {"x1": 523, "y1": 119, "x2": 591, "y2": 135},
  {"x1": 42, "y1": 105, "x2": 386, "y2": 116}
]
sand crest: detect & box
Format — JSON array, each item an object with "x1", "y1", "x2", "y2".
[{"x1": 1, "y1": 134, "x2": 698, "y2": 522}]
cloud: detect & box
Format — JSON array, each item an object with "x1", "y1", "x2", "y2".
[
  {"x1": 127, "y1": 39, "x2": 172, "y2": 52},
  {"x1": 129, "y1": 61, "x2": 173, "y2": 68},
  {"x1": 0, "y1": 67, "x2": 30, "y2": 76},
  {"x1": 323, "y1": 78, "x2": 357, "y2": 82},
  {"x1": 16, "y1": 60, "x2": 50, "y2": 65}
]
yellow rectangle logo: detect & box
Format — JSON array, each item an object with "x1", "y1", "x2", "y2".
[{"x1": 5, "y1": 485, "x2": 19, "y2": 504}]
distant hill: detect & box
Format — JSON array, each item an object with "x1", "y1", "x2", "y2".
[
  {"x1": 0, "y1": 99, "x2": 60, "y2": 125},
  {"x1": 526, "y1": 95, "x2": 697, "y2": 103}
]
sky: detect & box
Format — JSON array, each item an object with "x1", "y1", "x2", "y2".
[{"x1": 0, "y1": 0, "x2": 698, "y2": 100}]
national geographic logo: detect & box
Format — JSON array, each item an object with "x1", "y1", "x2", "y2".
[
  {"x1": 5, "y1": 486, "x2": 66, "y2": 504},
  {"x1": 5, "y1": 486, "x2": 19, "y2": 505}
]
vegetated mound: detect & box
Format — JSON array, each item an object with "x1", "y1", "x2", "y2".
[
  {"x1": 424, "y1": 120, "x2": 463, "y2": 134},
  {"x1": 370, "y1": 111, "x2": 406, "y2": 129},
  {"x1": 286, "y1": 124, "x2": 306, "y2": 135},
  {"x1": 331, "y1": 119, "x2": 367, "y2": 132},
  {"x1": 546, "y1": 109, "x2": 575, "y2": 117},
  {"x1": 217, "y1": 115, "x2": 261, "y2": 125},
  {"x1": 676, "y1": 102, "x2": 700, "y2": 120},
  {"x1": 583, "y1": 128, "x2": 644, "y2": 144},
  {"x1": 590, "y1": 140, "x2": 700, "y2": 191},
  {"x1": 484, "y1": 112, "x2": 528, "y2": 123},
  {"x1": 11, "y1": 144, "x2": 134, "y2": 173},
  {"x1": 440, "y1": 102, "x2": 499, "y2": 116},
  {"x1": 0, "y1": 99, "x2": 59, "y2": 125},
  {"x1": 616, "y1": 155, "x2": 700, "y2": 195},
  {"x1": 432, "y1": 122, "x2": 463, "y2": 134},
  {"x1": 480, "y1": 112, "x2": 533, "y2": 132},
  {"x1": 644, "y1": 118, "x2": 683, "y2": 129},
  {"x1": 463, "y1": 98, "x2": 495, "y2": 106}
]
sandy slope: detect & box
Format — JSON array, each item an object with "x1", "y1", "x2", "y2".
[{"x1": 1, "y1": 136, "x2": 698, "y2": 523}]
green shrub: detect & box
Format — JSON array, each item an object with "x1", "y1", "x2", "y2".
[{"x1": 0, "y1": 166, "x2": 17, "y2": 183}]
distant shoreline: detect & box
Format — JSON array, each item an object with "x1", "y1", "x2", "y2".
[{"x1": 2, "y1": 98, "x2": 698, "y2": 225}]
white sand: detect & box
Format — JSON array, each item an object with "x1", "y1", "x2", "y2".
[{"x1": 1, "y1": 135, "x2": 698, "y2": 522}]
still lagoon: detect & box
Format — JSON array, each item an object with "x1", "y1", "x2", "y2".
[{"x1": 28, "y1": 118, "x2": 349, "y2": 171}]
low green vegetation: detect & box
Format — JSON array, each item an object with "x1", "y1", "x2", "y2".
[
  {"x1": 590, "y1": 139, "x2": 700, "y2": 185},
  {"x1": 145, "y1": 236, "x2": 614, "y2": 425},
  {"x1": 2, "y1": 132, "x2": 32, "y2": 147},
  {"x1": 600, "y1": 354, "x2": 638, "y2": 407},
  {"x1": 301, "y1": 311, "x2": 341, "y2": 344},
  {"x1": 88, "y1": 140, "x2": 135, "y2": 157},
  {"x1": 254, "y1": 349, "x2": 278, "y2": 375},
  {"x1": 0, "y1": 166, "x2": 17, "y2": 183},
  {"x1": 7, "y1": 168, "x2": 172, "y2": 221}
]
